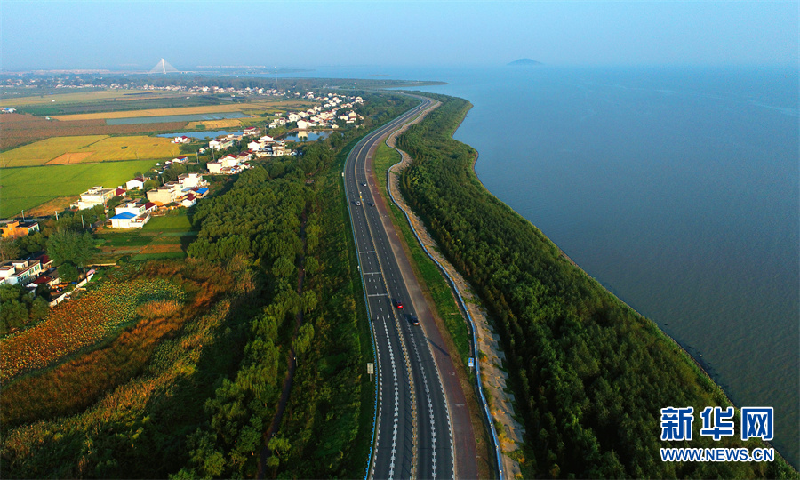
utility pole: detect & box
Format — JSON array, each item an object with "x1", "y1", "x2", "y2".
[
  {"x1": 20, "y1": 210, "x2": 24, "y2": 221},
  {"x1": 55, "y1": 211, "x2": 59, "y2": 221},
  {"x1": 81, "y1": 215, "x2": 85, "y2": 229}
]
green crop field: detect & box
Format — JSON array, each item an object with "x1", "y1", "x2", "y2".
[
  {"x1": 0, "y1": 135, "x2": 178, "y2": 168},
  {"x1": 0, "y1": 159, "x2": 158, "y2": 217},
  {"x1": 143, "y1": 214, "x2": 193, "y2": 231}
]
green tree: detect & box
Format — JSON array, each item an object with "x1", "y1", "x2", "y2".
[
  {"x1": 46, "y1": 230, "x2": 94, "y2": 268},
  {"x1": 0, "y1": 236, "x2": 21, "y2": 261},
  {"x1": 143, "y1": 179, "x2": 159, "y2": 191},
  {"x1": 58, "y1": 262, "x2": 79, "y2": 282},
  {"x1": 293, "y1": 323, "x2": 315, "y2": 357}
]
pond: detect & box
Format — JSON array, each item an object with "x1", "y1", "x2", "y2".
[
  {"x1": 282, "y1": 131, "x2": 332, "y2": 142},
  {"x1": 106, "y1": 112, "x2": 247, "y2": 125},
  {"x1": 156, "y1": 130, "x2": 243, "y2": 140}
]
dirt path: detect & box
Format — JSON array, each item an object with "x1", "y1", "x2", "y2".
[{"x1": 385, "y1": 126, "x2": 525, "y2": 480}]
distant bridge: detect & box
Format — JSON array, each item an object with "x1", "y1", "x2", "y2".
[{"x1": 148, "y1": 58, "x2": 179, "y2": 74}]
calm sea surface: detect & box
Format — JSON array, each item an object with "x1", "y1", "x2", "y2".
[{"x1": 290, "y1": 66, "x2": 799, "y2": 465}]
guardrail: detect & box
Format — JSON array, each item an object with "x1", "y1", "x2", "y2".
[{"x1": 386, "y1": 143, "x2": 506, "y2": 480}]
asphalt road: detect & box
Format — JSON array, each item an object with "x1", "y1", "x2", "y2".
[{"x1": 344, "y1": 97, "x2": 454, "y2": 480}]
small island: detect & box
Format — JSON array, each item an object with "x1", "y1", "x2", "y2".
[{"x1": 507, "y1": 58, "x2": 543, "y2": 66}]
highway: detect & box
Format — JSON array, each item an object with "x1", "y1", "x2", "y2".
[{"x1": 344, "y1": 97, "x2": 453, "y2": 479}]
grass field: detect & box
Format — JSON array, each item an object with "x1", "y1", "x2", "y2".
[
  {"x1": 0, "y1": 159, "x2": 158, "y2": 217},
  {"x1": 53, "y1": 100, "x2": 316, "y2": 121},
  {"x1": 0, "y1": 90, "x2": 154, "y2": 107},
  {"x1": 0, "y1": 135, "x2": 178, "y2": 168}
]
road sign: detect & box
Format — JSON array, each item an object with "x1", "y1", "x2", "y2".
[{"x1": 468, "y1": 357, "x2": 475, "y2": 368}]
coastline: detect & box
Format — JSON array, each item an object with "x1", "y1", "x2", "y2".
[{"x1": 459, "y1": 100, "x2": 788, "y2": 467}]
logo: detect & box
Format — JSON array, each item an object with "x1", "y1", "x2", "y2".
[
  {"x1": 741, "y1": 407, "x2": 773, "y2": 441},
  {"x1": 660, "y1": 406, "x2": 694, "y2": 441},
  {"x1": 699, "y1": 406, "x2": 735, "y2": 440},
  {"x1": 659, "y1": 405, "x2": 775, "y2": 462}
]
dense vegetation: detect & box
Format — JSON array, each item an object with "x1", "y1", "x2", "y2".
[
  {"x1": 397, "y1": 94, "x2": 796, "y2": 478},
  {"x1": 0, "y1": 284, "x2": 49, "y2": 334}
]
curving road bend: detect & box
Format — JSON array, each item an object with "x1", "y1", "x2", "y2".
[{"x1": 344, "y1": 96, "x2": 457, "y2": 479}]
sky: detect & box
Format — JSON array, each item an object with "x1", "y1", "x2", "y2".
[{"x1": 1, "y1": 1, "x2": 797, "y2": 71}]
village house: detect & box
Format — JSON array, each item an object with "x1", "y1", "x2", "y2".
[
  {"x1": 172, "y1": 136, "x2": 191, "y2": 144},
  {"x1": 76, "y1": 186, "x2": 115, "y2": 210},
  {"x1": 1, "y1": 220, "x2": 40, "y2": 238},
  {"x1": 181, "y1": 193, "x2": 197, "y2": 208},
  {"x1": 243, "y1": 127, "x2": 260, "y2": 137},
  {"x1": 108, "y1": 202, "x2": 150, "y2": 229},
  {"x1": 209, "y1": 138, "x2": 234, "y2": 150},
  {"x1": 0, "y1": 259, "x2": 42, "y2": 285},
  {"x1": 178, "y1": 172, "x2": 205, "y2": 189},
  {"x1": 146, "y1": 182, "x2": 182, "y2": 205},
  {"x1": 125, "y1": 178, "x2": 145, "y2": 190},
  {"x1": 31, "y1": 254, "x2": 59, "y2": 288}
]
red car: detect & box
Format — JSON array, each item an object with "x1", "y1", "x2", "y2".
[{"x1": 395, "y1": 300, "x2": 404, "y2": 309}]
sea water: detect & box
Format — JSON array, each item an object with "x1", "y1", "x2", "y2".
[{"x1": 290, "y1": 65, "x2": 799, "y2": 465}]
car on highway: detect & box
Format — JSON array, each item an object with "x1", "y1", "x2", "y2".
[
  {"x1": 407, "y1": 315, "x2": 420, "y2": 326},
  {"x1": 354, "y1": 201, "x2": 361, "y2": 206},
  {"x1": 394, "y1": 300, "x2": 404, "y2": 309},
  {"x1": 362, "y1": 182, "x2": 367, "y2": 187}
]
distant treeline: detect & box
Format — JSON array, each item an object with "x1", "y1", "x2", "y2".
[
  {"x1": 4, "y1": 74, "x2": 439, "y2": 94},
  {"x1": 396, "y1": 93, "x2": 796, "y2": 478}
]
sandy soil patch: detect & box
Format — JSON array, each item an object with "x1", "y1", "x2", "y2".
[{"x1": 47, "y1": 152, "x2": 94, "y2": 165}]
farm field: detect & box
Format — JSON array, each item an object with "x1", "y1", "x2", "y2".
[
  {"x1": 0, "y1": 89, "x2": 155, "y2": 107},
  {"x1": 0, "y1": 134, "x2": 178, "y2": 168},
  {"x1": 186, "y1": 118, "x2": 243, "y2": 130},
  {"x1": 53, "y1": 99, "x2": 316, "y2": 121},
  {"x1": 0, "y1": 113, "x2": 188, "y2": 150},
  {"x1": 0, "y1": 159, "x2": 158, "y2": 217}
]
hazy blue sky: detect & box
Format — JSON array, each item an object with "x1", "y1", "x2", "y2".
[{"x1": 1, "y1": 1, "x2": 797, "y2": 70}]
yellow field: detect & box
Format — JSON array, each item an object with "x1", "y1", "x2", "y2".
[
  {"x1": 0, "y1": 135, "x2": 178, "y2": 168},
  {"x1": 47, "y1": 152, "x2": 94, "y2": 165},
  {"x1": 53, "y1": 100, "x2": 316, "y2": 121},
  {"x1": 0, "y1": 90, "x2": 155, "y2": 107},
  {"x1": 187, "y1": 118, "x2": 242, "y2": 129}
]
